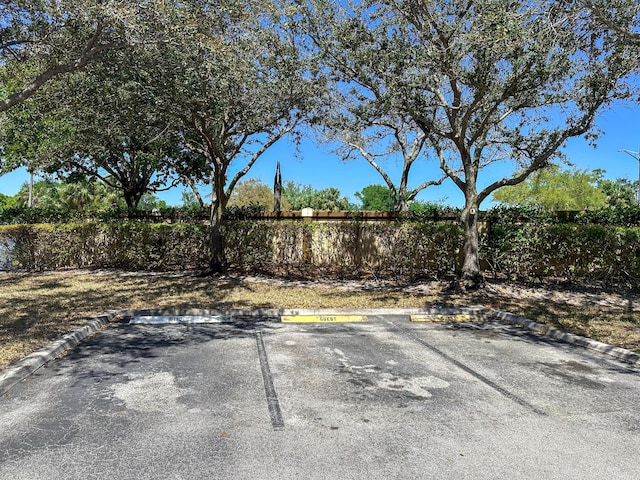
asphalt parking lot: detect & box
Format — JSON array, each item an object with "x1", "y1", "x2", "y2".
[{"x1": 1, "y1": 316, "x2": 639, "y2": 479}]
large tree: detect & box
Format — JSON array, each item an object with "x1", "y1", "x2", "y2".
[
  {"x1": 313, "y1": 89, "x2": 445, "y2": 211},
  {"x1": 0, "y1": 1, "x2": 167, "y2": 112},
  {"x1": 491, "y1": 165, "x2": 608, "y2": 210},
  {"x1": 151, "y1": 0, "x2": 313, "y2": 271},
  {"x1": 299, "y1": 0, "x2": 637, "y2": 288},
  {"x1": 0, "y1": 47, "x2": 186, "y2": 209},
  {"x1": 49, "y1": 48, "x2": 188, "y2": 209},
  {"x1": 228, "y1": 178, "x2": 291, "y2": 210},
  {"x1": 0, "y1": 2, "x2": 202, "y2": 208},
  {"x1": 283, "y1": 181, "x2": 353, "y2": 211},
  {"x1": 596, "y1": 174, "x2": 639, "y2": 207},
  {"x1": 301, "y1": 5, "x2": 445, "y2": 212},
  {"x1": 355, "y1": 185, "x2": 395, "y2": 211}
]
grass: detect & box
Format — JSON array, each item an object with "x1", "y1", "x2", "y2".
[{"x1": 1, "y1": 270, "x2": 639, "y2": 370}]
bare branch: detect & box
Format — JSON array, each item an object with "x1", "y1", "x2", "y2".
[{"x1": 226, "y1": 122, "x2": 295, "y2": 197}]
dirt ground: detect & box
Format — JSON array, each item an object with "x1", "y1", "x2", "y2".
[{"x1": 1, "y1": 270, "x2": 638, "y2": 370}]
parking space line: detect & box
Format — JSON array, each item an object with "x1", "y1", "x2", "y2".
[
  {"x1": 388, "y1": 322, "x2": 548, "y2": 417},
  {"x1": 410, "y1": 313, "x2": 477, "y2": 322},
  {"x1": 255, "y1": 332, "x2": 285, "y2": 431}
]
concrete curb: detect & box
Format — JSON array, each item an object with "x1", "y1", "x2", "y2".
[
  {"x1": 120, "y1": 306, "x2": 490, "y2": 318},
  {"x1": 2, "y1": 306, "x2": 637, "y2": 397},
  {"x1": 490, "y1": 309, "x2": 640, "y2": 367},
  {"x1": 117, "y1": 307, "x2": 640, "y2": 367},
  {"x1": 0, "y1": 311, "x2": 120, "y2": 397}
]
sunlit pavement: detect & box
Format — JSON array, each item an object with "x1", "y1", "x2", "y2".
[{"x1": 1, "y1": 316, "x2": 639, "y2": 479}]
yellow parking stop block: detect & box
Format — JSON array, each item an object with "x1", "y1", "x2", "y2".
[
  {"x1": 281, "y1": 315, "x2": 368, "y2": 323},
  {"x1": 411, "y1": 314, "x2": 476, "y2": 322}
]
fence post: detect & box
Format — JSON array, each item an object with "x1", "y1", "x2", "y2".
[{"x1": 301, "y1": 208, "x2": 313, "y2": 264}]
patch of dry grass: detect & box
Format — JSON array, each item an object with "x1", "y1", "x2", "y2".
[{"x1": 0, "y1": 270, "x2": 638, "y2": 370}]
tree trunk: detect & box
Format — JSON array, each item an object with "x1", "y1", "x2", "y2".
[
  {"x1": 459, "y1": 202, "x2": 485, "y2": 290},
  {"x1": 123, "y1": 187, "x2": 143, "y2": 210},
  {"x1": 393, "y1": 193, "x2": 408, "y2": 212},
  {"x1": 208, "y1": 215, "x2": 224, "y2": 273},
  {"x1": 207, "y1": 170, "x2": 227, "y2": 273}
]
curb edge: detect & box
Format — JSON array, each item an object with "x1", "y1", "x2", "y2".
[
  {"x1": 1, "y1": 306, "x2": 637, "y2": 397},
  {"x1": 0, "y1": 311, "x2": 120, "y2": 397}
]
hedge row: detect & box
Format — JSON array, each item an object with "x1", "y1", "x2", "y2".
[
  {"x1": 0, "y1": 221, "x2": 461, "y2": 279},
  {"x1": 0, "y1": 222, "x2": 210, "y2": 271},
  {"x1": 4, "y1": 205, "x2": 640, "y2": 226},
  {"x1": 483, "y1": 205, "x2": 640, "y2": 226},
  {"x1": 0, "y1": 205, "x2": 249, "y2": 225},
  {"x1": 1, "y1": 220, "x2": 639, "y2": 289},
  {"x1": 483, "y1": 223, "x2": 640, "y2": 288}
]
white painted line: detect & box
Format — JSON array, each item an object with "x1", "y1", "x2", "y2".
[
  {"x1": 411, "y1": 313, "x2": 477, "y2": 322},
  {"x1": 130, "y1": 315, "x2": 234, "y2": 324}
]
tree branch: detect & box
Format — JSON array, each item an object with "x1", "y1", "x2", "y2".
[
  {"x1": 585, "y1": 1, "x2": 640, "y2": 42},
  {"x1": 346, "y1": 140, "x2": 397, "y2": 195},
  {"x1": 0, "y1": 22, "x2": 127, "y2": 113},
  {"x1": 226, "y1": 122, "x2": 295, "y2": 197},
  {"x1": 406, "y1": 173, "x2": 448, "y2": 202}
]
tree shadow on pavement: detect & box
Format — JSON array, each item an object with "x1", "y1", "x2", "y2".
[{"x1": 48, "y1": 319, "x2": 277, "y2": 385}]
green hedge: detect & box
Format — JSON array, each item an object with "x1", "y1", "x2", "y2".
[
  {"x1": 483, "y1": 223, "x2": 640, "y2": 288},
  {"x1": 483, "y1": 205, "x2": 640, "y2": 226},
  {"x1": 0, "y1": 206, "x2": 211, "y2": 225},
  {"x1": 3, "y1": 205, "x2": 640, "y2": 226},
  {"x1": 1, "y1": 219, "x2": 639, "y2": 289},
  {"x1": 0, "y1": 204, "x2": 264, "y2": 225},
  {"x1": 222, "y1": 220, "x2": 461, "y2": 277},
  {"x1": 0, "y1": 222, "x2": 209, "y2": 271},
  {"x1": 0, "y1": 220, "x2": 462, "y2": 278}
]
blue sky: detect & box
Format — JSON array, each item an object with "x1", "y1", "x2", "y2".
[{"x1": 1, "y1": 99, "x2": 639, "y2": 208}]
